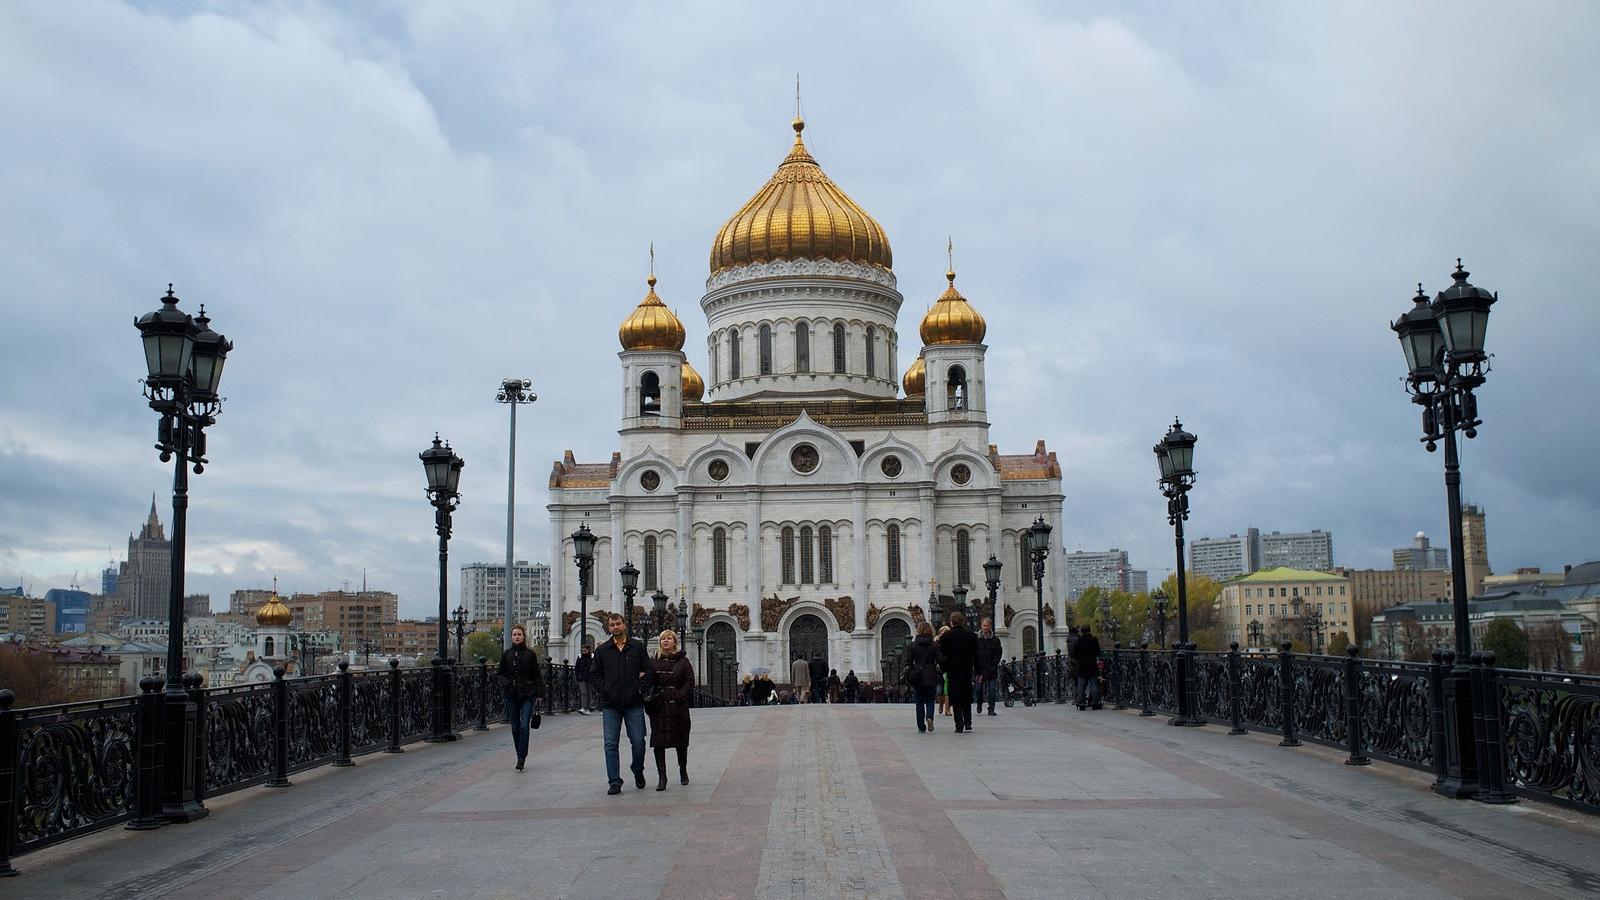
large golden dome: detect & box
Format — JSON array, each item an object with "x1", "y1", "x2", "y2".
[
  {"x1": 902, "y1": 355, "x2": 925, "y2": 396},
  {"x1": 256, "y1": 593, "x2": 292, "y2": 628},
  {"x1": 619, "y1": 273, "x2": 686, "y2": 351},
  {"x1": 709, "y1": 118, "x2": 892, "y2": 273},
  {"x1": 919, "y1": 267, "x2": 986, "y2": 345},
  {"x1": 681, "y1": 359, "x2": 704, "y2": 401}
]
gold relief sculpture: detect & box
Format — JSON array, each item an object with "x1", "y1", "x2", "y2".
[
  {"x1": 727, "y1": 603, "x2": 750, "y2": 632},
  {"x1": 824, "y1": 596, "x2": 855, "y2": 632}
]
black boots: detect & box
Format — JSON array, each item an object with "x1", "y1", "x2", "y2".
[
  {"x1": 680, "y1": 765, "x2": 689, "y2": 785},
  {"x1": 655, "y1": 748, "x2": 669, "y2": 791},
  {"x1": 678, "y1": 748, "x2": 689, "y2": 784}
]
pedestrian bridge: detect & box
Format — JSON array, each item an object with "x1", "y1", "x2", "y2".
[{"x1": 11, "y1": 701, "x2": 1599, "y2": 899}]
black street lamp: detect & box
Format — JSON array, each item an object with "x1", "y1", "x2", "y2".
[
  {"x1": 1151, "y1": 589, "x2": 1170, "y2": 650},
  {"x1": 135, "y1": 285, "x2": 231, "y2": 823},
  {"x1": 952, "y1": 584, "x2": 970, "y2": 624},
  {"x1": 1154, "y1": 417, "x2": 1201, "y2": 726},
  {"x1": 983, "y1": 554, "x2": 1003, "y2": 633},
  {"x1": 570, "y1": 523, "x2": 597, "y2": 662},
  {"x1": 691, "y1": 622, "x2": 706, "y2": 690},
  {"x1": 651, "y1": 588, "x2": 670, "y2": 644},
  {"x1": 360, "y1": 637, "x2": 376, "y2": 667},
  {"x1": 1393, "y1": 260, "x2": 1497, "y2": 798},
  {"x1": 1025, "y1": 517, "x2": 1052, "y2": 653},
  {"x1": 495, "y1": 378, "x2": 536, "y2": 650},
  {"x1": 929, "y1": 588, "x2": 944, "y2": 630},
  {"x1": 420, "y1": 434, "x2": 464, "y2": 743},
  {"x1": 1303, "y1": 607, "x2": 1325, "y2": 654},
  {"x1": 674, "y1": 595, "x2": 689, "y2": 643},
  {"x1": 619, "y1": 561, "x2": 640, "y2": 637},
  {"x1": 1248, "y1": 619, "x2": 1264, "y2": 650},
  {"x1": 451, "y1": 603, "x2": 476, "y2": 663}
]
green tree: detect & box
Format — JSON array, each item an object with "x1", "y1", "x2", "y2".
[
  {"x1": 1327, "y1": 631, "x2": 1352, "y2": 657},
  {"x1": 465, "y1": 626, "x2": 504, "y2": 665},
  {"x1": 1480, "y1": 619, "x2": 1528, "y2": 670}
]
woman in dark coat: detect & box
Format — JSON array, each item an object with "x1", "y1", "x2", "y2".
[
  {"x1": 648, "y1": 629, "x2": 695, "y2": 790},
  {"x1": 496, "y1": 624, "x2": 545, "y2": 771},
  {"x1": 904, "y1": 621, "x2": 942, "y2": 733}
]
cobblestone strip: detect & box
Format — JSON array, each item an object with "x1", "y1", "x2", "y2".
[
  {"x1": 838, "y1": 707, "x2": 1008, "y2": 900},
  {"x1": 754, "y1": 706, "x2": 902, "y2": 900}
]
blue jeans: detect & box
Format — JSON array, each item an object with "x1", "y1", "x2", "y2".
[
  {"x1": 1077, "y1": 675, "x2": 1100, "y2": 708},
  {"x1": 602, "y1": 705, "x2": 646, "y2": 786},
  {"x1": 505, "y1": 696, "x2": 537, "y2": 759},
  {"x1": 978, "y1": 677, "x2": 999, "y2": 711},
  {"x1": 914, "y1": 685, "x2": 937, "y2": 731}
]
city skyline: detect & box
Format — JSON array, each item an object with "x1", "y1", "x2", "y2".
[{"x1": 2, "y1": 3, "x2": 1598, "y2": 619}]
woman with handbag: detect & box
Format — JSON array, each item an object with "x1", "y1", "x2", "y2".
[
  {"x1": 647, "y1": 628, "x2": 695, "y2": 790},
  {"x1": 497, "y1": 624, "x2": 545, "y2": 771}
]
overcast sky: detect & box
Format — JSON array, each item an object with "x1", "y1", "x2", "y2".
[{"x1": 2, "y1": 1, "x2": 1597, "y2": 619}]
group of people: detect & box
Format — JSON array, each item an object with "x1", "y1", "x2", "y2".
[
  {"x1": 497, "y1": 612, "x2": 696, "y2": 795},
  {"x1": 738, "y1": 661, "x2": 863, "y2": 705},
  {"x1": 900, "y1": 613, "x2": 1004, "y2": 733}
]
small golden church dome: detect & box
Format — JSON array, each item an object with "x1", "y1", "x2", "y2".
[
  {"x1": 919, "y1": 265, "x2": 986, "y2": 345},
  {"x1": 709, "y1": 117, "x2": 892, "y2": 273},
  {"x1": 681, "y1": 359, "x2": 705, "y2": 401},
  {"x1": 618, "y1": 273, "x2": 686, "y2": 351},
  {"x1": 902, "y1": 355, "x2": 925, "y2": 396},
  {"x1": 256, "y1": 593, "x2": 293, "y2": 628}
]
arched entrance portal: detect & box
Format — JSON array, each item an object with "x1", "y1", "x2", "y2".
[
  {"x1": 788, "y1": 613, "x2": 828, "y2": 671},
  {"x1": 705, "y1": 621, "x2": 738, "y2": 700},
  {"x1": 879, "y1": 618, "x2": 911, "y2": 683}
]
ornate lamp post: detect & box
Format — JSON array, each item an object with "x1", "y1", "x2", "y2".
[
  {"x1": 619, "y1": 561, "x2": 640, "y2": 637},
  {"x1": 674, "y1": 595, "x2": 689, "y2": 642},
  {"x1": 692, "y1": 622, "x2": 706, "y2": 689},
  {"x1": 1247, "y1": 619, "x2": 1264, "y2": 651},
  {"x1": 451, "y1": 603, "x2": 476, "y2": 663},
  {"x1": 1392, "y1": 260, "x2": 1497, "y2": 798},
  {"x1": 651, "y1": 588, "x2": 670, "y2": 645},
  {"x1": 1025, "y1": 517, "x2": 1052, "y2": 653},
  {"x1": 135, "y1": 285, "x2": 231, "y2": 823},
  {"x1": 1303, "y1": 607, "x2": 1325, "y2": 654},
  {"x1": 930, "y1": 588, "x2": 944, "y2": 630},
  {"x1": 952, "y1": 584, "x2": 970, "y2": 624},
  {"x1": 1154, "y1": 417, "x2": 1200, "y2": 726},
  {"x1": 1151, "y1": 589, "x2": 1170, "y2": 649},
  {"x1": 1098, "y1": 595, "x2": 1111, "y2": 633},
  {"x1": 983, "y1": 554, "x2": 1003, "y2": 632},
  {"x1": 420, "y1": 435, "x2": 464, "y2": 742},
  {"x1": 495, "y1": 379, "x2": 536, "y2": 650},
  {"x1": 570, "y1": 524, "x2": 597, "y2": 662}
]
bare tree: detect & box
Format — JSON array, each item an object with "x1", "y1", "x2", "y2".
[
  {"x1": 0, "y1": 646, "x2": 71, "y2": 707},
  {"x1": 1526, "y1": 621, "x2": 1573, "y2": 672}
]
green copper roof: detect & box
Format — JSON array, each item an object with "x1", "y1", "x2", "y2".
[{"x1": 1232, "y1": 566, "x2": 1346, "y2": 583}]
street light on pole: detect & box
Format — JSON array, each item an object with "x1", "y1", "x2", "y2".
[
  {"x1": 619, "y1": 561, "x2": 640, "y2": 637},
  {"x1": 495, "y1": 378, "x2": 536, "y2": 649},
  {"x1": 1154, "y1": 417, "x2": 1201, "y2": 727},
  {"x1": 570, "y1": 524, "x2": 596, "y2": 663},
  {"x1": 983, "y1": 554, "x2": 1003, "y2": 634},
  {"x1": 1151, "y1": 588, "x2": 1170, "y2": 650},
  {"x1": 452, "y1": 603, "x2": 476, "y2": 663},
  {"x1": 1025, "y1": 517, "x2": 1052, "y2": 654},
  {"x1": 420, "y1": 434, "x2": 464, "y2": 743}
]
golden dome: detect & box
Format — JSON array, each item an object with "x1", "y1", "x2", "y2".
[
  {"x1": 619, "y1": 273, "x2": 686, "y2": 351},
  {"x1": 902, "y1": 355, "x2": 925, "y2": 396},
  {"x1": 681, "y1": 359, "x2": 704, "y2": 401},
  {"x1": 256, "y1": 593, "x2": 292, "y2": 628},
  {"x1": 919, "y1": 266, "x2": 986, "y2": 345},
  {"x1": 709, "y1": 117, "x2": 892, "y2": 273}
]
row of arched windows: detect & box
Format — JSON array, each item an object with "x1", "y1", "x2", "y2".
[
  {"x1": 709, "y1": 320, "x2": 891, "y2": 383},
  {"x1": 779, "y1": 525, "x2": 834, "y2": 585}
]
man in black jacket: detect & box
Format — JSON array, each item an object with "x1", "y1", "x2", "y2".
[
  {"x1": 594, "y1": 612, "x2": 651, "y2": 794},
  {"x1": 574, "y1": 643, "x2": 595, "y2": 715},
  {"x1": 974, "y1": 617, "x2": 1003, "y2": 716},
  {"x1": 808, "y1": 654, "x2": 827, "y2": 703},
  {"x1": 1072, "y1": 624, "x2": 1103, "y2": 710},
  {"x1": 938, "y1": 612, "x2": 980, "y2": 733}
]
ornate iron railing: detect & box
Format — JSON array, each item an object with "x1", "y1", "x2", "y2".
[
  {"x1": 205, "y1": 682, "x2": 275, "y2": 795},
  {"x1": 1359, "y1": 659, "x2": 1433, "y2": 771},
  {"x1": 8, "y1": 695, "x2": 140, "y2": 853},
  {"x1": 1495, "y1": 667, "x2": 1600, "y2": 812}
]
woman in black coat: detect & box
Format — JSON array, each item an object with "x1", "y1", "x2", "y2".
[
  {"x1": 496, "y1": 624, "x2": 545, "y2": 771},
  {"x1": 904, "y1": 621, "x2": 942, "y2": 733},
  {"x1": 647, "y1": 629, "x2": 695, "y2": 790}
]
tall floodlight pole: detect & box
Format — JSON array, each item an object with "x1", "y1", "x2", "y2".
[{"x1": 496, "y1": 379, "x2": 536, "y2": 649}]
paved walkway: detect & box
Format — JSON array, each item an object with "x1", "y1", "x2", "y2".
[{"x1": 16, "y1": 702, "x2": 1600, "y2": 899}]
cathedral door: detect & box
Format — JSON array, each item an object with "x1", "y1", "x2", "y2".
[
  {"x1": 788, "y1": 613, "x2": 828, "y2": 669},
  {"x1": 706, "y1": 622, "x2": 738, "y2": 700}
]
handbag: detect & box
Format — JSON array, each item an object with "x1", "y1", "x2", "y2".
[{"x1": 531, "y1": 710, "x2": 542, "y2": 729}]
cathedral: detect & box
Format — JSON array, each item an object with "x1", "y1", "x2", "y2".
[{"x1": 546, "y1": 116, "x2": 1065, "y2": 679}]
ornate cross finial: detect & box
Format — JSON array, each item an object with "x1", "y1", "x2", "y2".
[
  {"x1": 647, "y1": 242, "x2": 657, "y2": 290},
  {"x1": 946, "y1": 236, "x2": 956, "y2": 284}
]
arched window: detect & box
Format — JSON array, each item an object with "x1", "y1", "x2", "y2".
[
  {"x1": 956, "y1": 529, "x2": 971, "y2": 587},
  {"x1": 886, "y1": 524, "x2": 902, "y2": 583},
  {"x1": 759, "y1": 324, "x2": 773, "y2": 375},
  {"x1": 818, "y1": 525, "x2": 833, "y2": 583},
  {"x1": 640, "y1": 371, "x2": 660, "y2": 416},
  {"x1": 795, "y1": 322, "x2": 810, "y2": 373},
  {"x1": 264, "y1": 636, "x2": 275, "y2": 657},
  {"x1": 1022, "y1": 625, "x2": 1037, "y2": 656},
  {"x1": 1020, "y1": 538, "x2": 1033, "y2": 587},
  {"x1": 781, "y1": 526, "x2": 795, "y2": 585},
  {"x1": 799, "y1": 526, "x2": 814, "y2": 584},
  {"x1": 832, "y1": 323, "x2": 847, "y2": 373},
  {"x1": 713, "y1": 527, "x2": 728, "y2": 586},
  {"x1": 865, "y1": 325, "x2": 876, "y2": 378},
  {"x1": 643, "y1": 535, "x2": 658, "y2": 591},
  {"x1": 729, "y1": 331, "x2": 742, "y2": 379},
  {"x1": 947, "y1": 365, "x2": 967, "y2": 410}
]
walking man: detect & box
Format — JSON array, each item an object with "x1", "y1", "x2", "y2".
[
  {"x1": 575, "y1": 643, "x2": 595, "y2": 715},
  {"x1": 808, "y1": 654, "x2": 827, "y2": 704},
  {"x1": 1072, "y1": 624, "x2": 1103, "y2": 710},
  {"x1": 938, "y1": 612, "x2": 979, "y2": 733},
  {"x1": 975, "y1": 617, "x2": 1002, "y2": 716},
  {"x1": 594, "y1": 612, "x2": 651, "y2": 794}
]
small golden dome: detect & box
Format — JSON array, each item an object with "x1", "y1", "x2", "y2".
[
  {"x1": 902, "y1": 355, "x2": 925, "y2": 396},
  {"x1": 681, "y1": 359, "x2": 704, "y2": 401},
  {"x1": 619, "y1": 273, "x2": 686, "y2": 351},
  {"x1": 256, "y1": 593, "x2": 292, "y2": 628},
  {"x1": 919, "y1": 267, "x2": 986, "y2": 345},
  {"x1": 709, "y1": 117, "x2": 892, "y2": 273}
]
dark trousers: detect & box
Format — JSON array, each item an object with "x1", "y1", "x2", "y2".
[
  {"x1": 978, "y1": 677, "x2": 999, "y2": 712},
  {"x1": 914, "y1": 685, "x2": 937, "y2": 730},
  {"x1": 810, "y1": 679, "x2": 825, "y2": 703},
  {"x1": 949, "y1": 677, "x2": 974, "y2": 730},
  {"x1": 505, "y1": 696, "x2": 537, "y2": 759}
]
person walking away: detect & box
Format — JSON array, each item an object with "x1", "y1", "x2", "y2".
[
  {"x1": 975, "y1": 617, "x2": 1002, "y2": 716},
  {"x1": 753, "y1": 672, "x2": 775, "y2": 706},
  {"x1": 497, "y1": 624, "x2": 545, "y2": 770},
  {"x1": 842, "y1": 669, "x2": 860, "y2": 703},
  {"x1": 904, "y1": 622, "x2": 942, "y2": 732},
  {"x1": 1065, "y1": 626, "x2": 1080, "y2": 705},
  {"x1": 808, "y1": 654, "x2": 828, "y2": 703},
  {"x1": 938, "y1": 612, "x2": 979, "y2": 733},
  {"x1": 1072, "y1": 624, "x2": 1103, "y2": 710},
  {"x1": 790, "y1": 655, "x2": 810, "y2": 702},
  {"x1": 594, "y1": 612, "x2": 651, "y2": 794},
  {"x1": 575, "y1": 643, "x2": 595, "y2": 714},
  {"x1": 826, "y1": 669, "x2": 842, "y2": 703},
  {"x1": 936, "y1": 625, "x2": 952, "y2": 716},
  {"x1": 648, "y1": 629, "x2": 694, "y2": 790}
]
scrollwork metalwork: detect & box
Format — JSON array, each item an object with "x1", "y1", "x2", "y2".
[
  {"x1": 1193, "y1": 653, "x2": 1230, "y2": 722},
  {"x1": 1358, "y1": 660, "x2": 1434, "y2": 770},
  {"x1": 206, "y1": 683, "x2": 275, "y2": 795},
  {"x1": 1292, "y1": 656, "x2": 1347, "y2": 747},
  {"x1": 15, "y1": 699, "x2": 139, "y2": 850},
  {"x1": 1497, "y1": 669, "x2": 1600, "y2": 813},
  {"x1": 286, "y1": 676, "x2": 340, "y2": 773},
  {"x1": 349, "y1": 670, "x2": 391, "y2": 753}
]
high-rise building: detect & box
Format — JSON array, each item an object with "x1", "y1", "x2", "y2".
[
  {"x1": 120, "y1": 499, "x2": 172, "y2": 620},
  {"x1": 1127, "y1": 569, "x2": 1149, "y2": 595},
  {"x1": 101, "y1": 564, "x2": 119, "y2": 596},
  {"x1": 1461, "y1": 504, "x2": 1490, "y2": 598},
  {"x1": 44, "y1": 588, "x2": 92, "y2": 634},
  {"x1": 1393, "y1": 532, "x2": 1448, "y2": 571},
  {"x1": 1062, "y1": 550, "x2": 1130, "y2": 600},
  {"x1": 1189, "y1": 529, "x2": 1261, "y2": 582},
  {"x1": 460, "y1": 561, "x2": 551, "y2": 627},
  {"x1": 1259, "y1": 530, "x2": 1333, "y2": 571}
]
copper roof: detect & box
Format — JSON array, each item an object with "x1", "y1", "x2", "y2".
[{"x1": 549, "y1": 449, "x2": 620, "y2": 489}]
